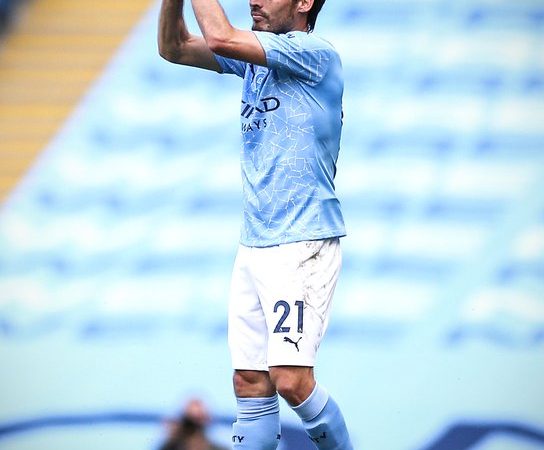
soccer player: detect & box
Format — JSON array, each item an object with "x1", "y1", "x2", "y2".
[{"x1": 158, "y1": 0, "x2": 353, "y2": 449}]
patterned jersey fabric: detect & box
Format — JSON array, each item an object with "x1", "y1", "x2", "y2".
[{"x1": 215, "y1": 31, "x2": 346, "y2": 247}]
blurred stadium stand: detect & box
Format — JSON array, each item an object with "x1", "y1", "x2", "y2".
[
  {"x1": 0, "y1": 0, "x2": 152, "y2": 201},
  {"x1": 0, "y1": 0, "x2": 18, "y2": 34},
  {"x1": 0, "y1": 0, "x2": 543, "y2": 449}
]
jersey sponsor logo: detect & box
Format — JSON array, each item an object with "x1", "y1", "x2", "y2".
[
  {"x1": 241, "y1": 97, "x2": 280, "y2": 119},
  {"x1": 240, "y1": 97, "x2": 279, "y2": 133},
  {"x1": 241, "y1": 118, "x2": 267, "y2": 133},
  {"x1": 232, "y1": 435, "x2": 245, "y2": 443}
]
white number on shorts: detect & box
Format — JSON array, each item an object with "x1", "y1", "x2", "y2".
[{"x1": 273, "y1": 300, "x2": 304, "y2": 333}]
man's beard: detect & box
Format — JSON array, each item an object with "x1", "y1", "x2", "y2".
[
  {"x1": 251, "y1": 14, "x2": 270, "y2": 32},
  {"x1": 252, "y1": 19, "x2": 292, "y2": 34}
]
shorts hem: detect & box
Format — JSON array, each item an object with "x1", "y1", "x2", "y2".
[
  {"x1": 232, "y1": 361, "x2": 269, "y2": 371},
  {"x1": 232, "y1": 359, "x2": 316, "y2": 370},
  {"x1": 266, "y1": 356, "x2": 316, "y2": 368}
]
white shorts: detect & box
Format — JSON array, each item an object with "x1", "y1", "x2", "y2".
[{"x1": 228, "y1": 238, "x2": 342, "y2": 370}]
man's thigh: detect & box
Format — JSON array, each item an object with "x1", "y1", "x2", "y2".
[
  {"x1": 253, "y1": 238, "x2": 342, "y2": 368},
  {"x1": 228, "y1": 245, "x2": 269, "y2": 371}
]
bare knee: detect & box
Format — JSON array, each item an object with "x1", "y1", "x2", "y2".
[
  {"x1": 233, "y1": 370, "x2": 276, "y2": 398},
  {"x1": 269, "y1": 366, "x2": 315, "y2": 406}
]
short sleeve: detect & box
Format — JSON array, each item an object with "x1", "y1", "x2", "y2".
[
  {"x1": 254, "y1": 31, "x2": 334, "y2": 85},
  {"x1": 214, "y1": 54, "x2": 247, "y2": 78}
]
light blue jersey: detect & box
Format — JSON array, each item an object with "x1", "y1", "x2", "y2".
[{"x1": 215, "y1": 31, "x2": 346, "y2": 247}]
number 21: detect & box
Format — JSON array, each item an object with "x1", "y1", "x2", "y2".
[{"x1": 273, "y1": 300, "x2": 304, "y2": 333}]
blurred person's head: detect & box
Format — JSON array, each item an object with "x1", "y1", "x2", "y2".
[
  {"x1": 162, "y1": 399, "x2": 214, "y2": 450},
  {"x1": 180, "y1": 398, "x2": 211, "y2": 434}
]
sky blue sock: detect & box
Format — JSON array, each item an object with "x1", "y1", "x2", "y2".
[
  {"x1": 232, "y1": 394, "x2": 281, "y2": 450},
  {"x1": 291, "y1": 384, "x2": 354, "y2": 450}
]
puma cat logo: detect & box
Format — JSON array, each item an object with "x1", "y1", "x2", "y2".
[
  {"x1": 283, "y1": 336, "x2": 302, "y2": 352},
  {"x1": 310, "y1": 432, "x2": 327, "y2": 443}
]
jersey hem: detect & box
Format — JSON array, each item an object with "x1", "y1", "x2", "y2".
[{"x1": 239, "y1": 230, "x2": 346, "y2": 248}]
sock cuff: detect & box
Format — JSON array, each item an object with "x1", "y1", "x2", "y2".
[
  {"x1": 236, "y1": 394, "x2": 280, "y2": 420},
  {"x1": 291, "y1": 383, "x2": 329, "y2": 422}
]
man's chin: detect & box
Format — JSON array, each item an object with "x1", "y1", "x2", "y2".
[{"x1": 251, "y1": 22, "x2": 267, "y2": 31}]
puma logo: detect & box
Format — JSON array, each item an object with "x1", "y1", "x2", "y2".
[
  {"x1": 283, "y1": 336, "x2": 302, "y2": 352},
  {"x1": 310, "y1": 432, "x2": 327, "y2": 443}
]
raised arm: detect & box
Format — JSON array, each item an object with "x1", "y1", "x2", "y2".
[
  {"x1": 191, "y1": 0, "x2": 267, "y2": 66},
  {"x1": 158, "y1": 0, "x2": 222, "y2": 71}
]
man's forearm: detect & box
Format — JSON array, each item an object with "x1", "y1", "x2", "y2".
[
  {"x1": 189, "y1": 0, "x2": 265, "y2": 65},
  {"x1": 157, "y1": 0, "x2": 222, "y2": 71},
  {"x1": 191, "y1": 0, "x2": 234, "y2": 50},
  {"x1": 158, "y1": 0, "x2": 190, "y2": 59},
  {"x1": 159, "y1": 0, "x2": 263, "y2": 68}
]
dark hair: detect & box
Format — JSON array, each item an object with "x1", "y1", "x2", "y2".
[{"x1": 307, "y1": 0, "x2": 325, "y2": 32}]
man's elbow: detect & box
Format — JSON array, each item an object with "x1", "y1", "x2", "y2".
[
  {"x1": 158, "y1": 40, "x2": 183, "y2": 63},
  {"x1": 203, "y1": 27, "x2": 235, "y2": 56},
  {"x1": 158, "y1": 47, "x2": 177, "y2": 62},
  {"x1": 204, "y1": 35, "x2": 228, "y2": 55}
]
